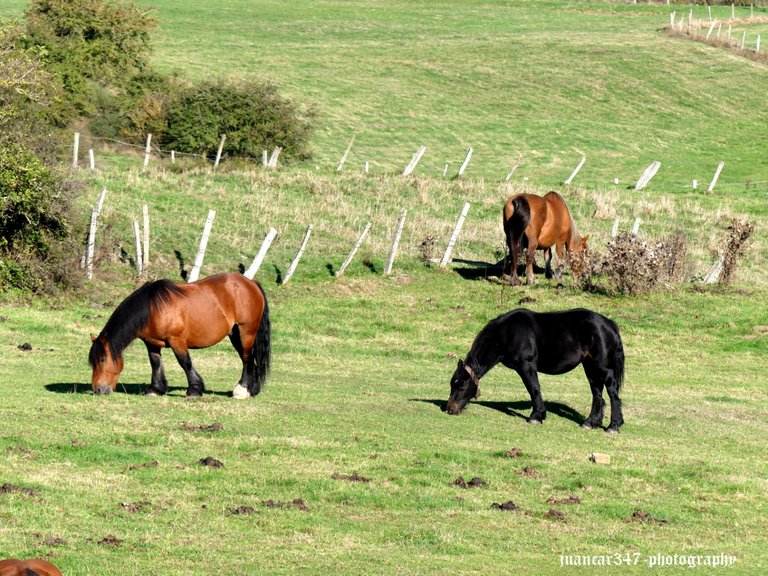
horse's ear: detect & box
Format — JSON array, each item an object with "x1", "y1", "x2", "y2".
[
  {"x1": 90, "y1": 333, "x2": 97, "y2": 341},
  {"x1": 581, "y1": 234, "x2": 590, "y2": 245},
  {"x1": 457, "y1": 358, "x2": 465, "y2": 369}
]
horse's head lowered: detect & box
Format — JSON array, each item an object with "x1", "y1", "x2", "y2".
[
  {"x1": 446, "y1": 359, "x2": 480, "y2": 415},
  {"x1": 89, "y1": 334, "x2": 124, "y2": 395}
]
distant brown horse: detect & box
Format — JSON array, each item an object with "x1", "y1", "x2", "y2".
[
  {"x1": 89, "y1": 273, "x2": 270, "y2": 399},
  {"x1": 503, "y1": 191, "x2": 588, "y2": 285},
  {"x1": 0, "y1": 559, "x2": 62, "y2": 576}
]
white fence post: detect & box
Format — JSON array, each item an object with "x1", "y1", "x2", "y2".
[
  {"x1": 142, "y1": 204, "x2": 150, "y2": 269},
  {"x1": 634, "y1": 161, "x2": 661, "y2": 190},
  {"x1": 564, "y1": 155, "x2": 586, "y2": 185},
  {"x1": 457, "y1": 147, "x2": 473, "y2": 177},
  {"x1": 611, "y1": 217, "x2": 620, "y2": 238},
  {"x1": 188, "y1": 209, "x2": 216, "y2": 282},
  {"x1": 402, "y1": 146, "x2": 426, "y2": 176},
  {"x1": 133, "y1": 220, "x2": 143, "y2": 275},
  {"x1": 384, "y1": 209, "x2": 407, "y2": 276},
  {"x1": 336, "y1": 222, "x2": 372, "y2": 277},
  {"x1": 505, "y1": 159, "x2": 521, "y2": 181},
  {"x1": 282, "y1": 225, "x2": 312, "y2": 285},
  {"x1": 631, "y1": 217, "x2": 642, "y2": 236},
  {"x1": 72, "y1": 132, "x2": 80, "y2": 168},
  {"x1": 143, "y1": 134, "x2": 152, "y2": 169},
  {"x1": 244, "y1": 227, "x2": 278, "y2": 279},
  {"x1": 268, "y1": 147, "x2": 282, "y2": 170},
  {"x1": 214, "y1": 134, "x2": 227, "y2": 169},
  {"x1": 336, "y1": 135, "x2": 356, "y2": 172},
  {"x1": 88, "y1": 149, "x2": 95, "y2": 170},
  {"x1": 85, "y1": 208, "x2": 98, "y2": 280},
  {"x1": 440, "y1": 202, "x2": 470, "y2": 267},
  {"x1": 707, "y1": 161, "x2": 725, "y2": 193}
]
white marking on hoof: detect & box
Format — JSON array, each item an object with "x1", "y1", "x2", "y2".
[{"x1": 232, "y1": 384, "x2": 250, "y2": 400}]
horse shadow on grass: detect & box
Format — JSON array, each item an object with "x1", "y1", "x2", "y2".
[
  {"x1": 45, "y1": 382, "x2": 231, "y2": 397},
  {"x1": 451, "y1": 257, "x2": 546, "y2": 282},
  {"x1": 411, "y1": 398, "x2": 585, "y2": 425}
]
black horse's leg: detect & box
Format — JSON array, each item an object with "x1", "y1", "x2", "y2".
[
  {"x1": 605, "y1": 375, "x2": 624, "y2": 434},
  {"x1": 169, "y1": 342, "x2": 205, "y2": 398},
  {"x1": 581, "y1": 361, "x2": 605, "y2": 429},
  {"x1": 517, "y1": 366, "x2": 547, "y2": 424},
  {"x1": 144, "y1": 341, "x2": 168, "y2": 396},
  {"x1": 228, "y1": 325, "x2": 255, "y2": 397}
]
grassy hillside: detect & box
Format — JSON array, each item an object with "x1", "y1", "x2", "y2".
[
  {"x1": 3, "y1": 0, "x2": 768, "y2": 187},
  {"x1": 1, "y1": 1, "x2": 767, "y2": 574}
]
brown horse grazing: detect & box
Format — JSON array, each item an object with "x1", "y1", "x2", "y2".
[
  {"x1": 89, "y1": 272, "x2": 270, "y2": 399},
  {"x1": 503, "y1": 191, "x2": 588, "y2": 285},
  {"x1": 0, "y1": 559, "x2": 62, "y2": 576}
]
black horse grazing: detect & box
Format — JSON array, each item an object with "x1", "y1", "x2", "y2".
[{"x1": 446, "y1": 308, "x2": 625, "y2": 433}]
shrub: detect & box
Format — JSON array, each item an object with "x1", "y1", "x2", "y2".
[
  {"x1": 0, "y1": 142, "x2": 81, "y2": 292},
  {"x1": 23, "y1": 0, "x2": 156, "y2": 123},
  {"x1": 159, "y1": 78, "x2": 315, "y2": 162}
]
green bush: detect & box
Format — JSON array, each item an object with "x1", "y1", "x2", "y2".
[
  {"x1": 23, "y1": 0, "x2": 156, "y2": 124},
  {"x1": 160, "y1": 78, "x2": 315, "y2": 162},
  {"x1": 0, "y1": 142, "x2": 81, "y2": 292}
]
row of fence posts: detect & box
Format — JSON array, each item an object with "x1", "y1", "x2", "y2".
[
  {"x1": 670, "y1": 7, "x2": 764, "y2": 53},
  {"x1": 73, "y1": 130, "x2": 728, "y2": 191}
]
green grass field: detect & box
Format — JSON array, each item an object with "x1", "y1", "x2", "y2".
[{"x1": 1, "y1": 1, "x2": 768, "y2": 574}]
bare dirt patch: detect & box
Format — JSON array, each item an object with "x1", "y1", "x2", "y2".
[
  {"x1": 545, "y1": 508, "x2": 566, "y2": 521},
  {"x1": 627, "y1": 509, "x2": 668, "y2": 524},
  {"x1": 332, "y1": 473, "x2": 370, "y2": 483},
  {"x1": 119, "y1": 501, "x2": 153, "y2": 513},
  {"x1": 228, "y1": 505, "x2": 258, "y2": 515},
  {"x1": 182, "y1": 422, "x2": 223, "y2": 432},
  {"x1": 490, "y1": 501, "x2": 518, "y2": 511},
  {"x1": 0, "y1": 483, "x2": 39, "y2": 497},
  {"x1": 126, "y1": 460, "x2": 158, "y2": 471},
  {"x1": 199, "y1": 456, "x2": 223, "y2": 468},
  {"x1": 546, "y1": 495, "x2": 580, "y2": 505},
  {"x1": 263, "y1": 499, "x2": 309, "y2": 512},
  {"x1": 503, "y1": 448, "x2": 522, "y2": 458}
]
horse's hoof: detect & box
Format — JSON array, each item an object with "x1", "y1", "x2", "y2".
[
  {"x1": 580, "y1": 422, "x2": 593, "y2": 430},
  {"x1": 232, "y1": 384, "x2": 250, "y2": 400},
  {"x1": 605, "y1": 427, "x2": 620, "y2": 435},
  {"x1": 185, "y1": 391, "x2": 203, "y2": 399},
  {"x1": 144, "y1": 389, "x2": 162, "y2": 397},
  {"x1": 527, "y1": 418, "x2": 542, "y2": 425}
]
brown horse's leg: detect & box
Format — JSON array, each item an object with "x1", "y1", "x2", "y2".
[
  {"x1": 544, "y1": 248, "x2": 553, "y2": 279},
  {"x1": 168, "y1": 339, "x2": 205, "y2": 397},
  {"x1": 228, "y1": 324, "x2": 256, "y2": 398},
  {"x1": 555, "y1": 243, "x2": 565, "y2": 282},
  {"x1": 525, "y1": 238, "x2": 538, "y2": 285},
  {"x1": 144, "y1": 341, "x2": 168, "y2": 396}
]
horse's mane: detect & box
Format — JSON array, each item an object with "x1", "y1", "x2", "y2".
[{"x1": 88, "y1": 280, "x2": 183, "y2": 366}]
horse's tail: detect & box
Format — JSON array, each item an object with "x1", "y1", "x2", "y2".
[
  {"x1": 503, "y1": 195, "x2": 531, "y2": 249},
  {"x1": 251, "y1": 283, "x2": 271, "y2": 396},
  {"x1": 613, "y1": 323, "x2": 625, "y2": 391}
]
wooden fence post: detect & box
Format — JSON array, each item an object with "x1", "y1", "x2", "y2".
[
  {"x1": 564, "y1": 155, "x2": 586, "y2": 185},
  {"x1": 336, "y1": 222, "x2": 372, "y2": 277},
  {"x1": 88, "y1": 149, "x2": 95, "y2": 170},
  {"x1": 85, "y1": 208, "x2": 98, "y2": 280},
  {"x1": 611, "y1": 217, "x2": 620, "y2": 238},
  {"x1": 282, "y1": 225, "x2": 312, "y2": 285},
  {"x1": 171, "y1": 151, "x2": 176, "y2": 163},
  {"x1": 384, "y1": 209, "x2": 407, "y2": 276},
  {"x1": 72, "y1": 132, "x2": 80, "y2": 168},
  {"x1": 244, "y1": 227, "x2": 278, "y2": 280},
  {"x1": 707, "y1": 161, "x2": 725, "y2": 193},
  {"x1": 262, "y1": 150, "x2": 268, "y2": 167},
  {"x1": 214, "y1": 134, "x2": 227, "y2": 169},
  {"x1": 188, "y1": 209, "x2": 216, "y2": 282},
  {"x1": 634, "y1": 161, "x2": 661, "y2": 190},
  {"x1": 336, "y1": 135, "x2": 356, "y2": 172},
  {"x1": 440, "y1": 202, "x2": 470, "y2": 267},
  {"x1": 631, "y1": 217, "x2": 642, "y2": 236},
  {"x1": 143, "y1": 134, "x2": 152, "y2": 169},
  {"x1": 142, "y1": 204, "x2": 150, "y2": 269},
  {"x1": 133, "y1": 220, "x2": 143, "y2": 275},
  {"x1": 402, "y1": 146, "x2": 426, "y2": 176},
  {"x1": 457, "y1": 147, "x2": 473, "y2": 178}
]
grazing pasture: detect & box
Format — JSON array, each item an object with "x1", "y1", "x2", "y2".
[{"x1": 1, "y1": 0, "x2": 768, "y2": 574}]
